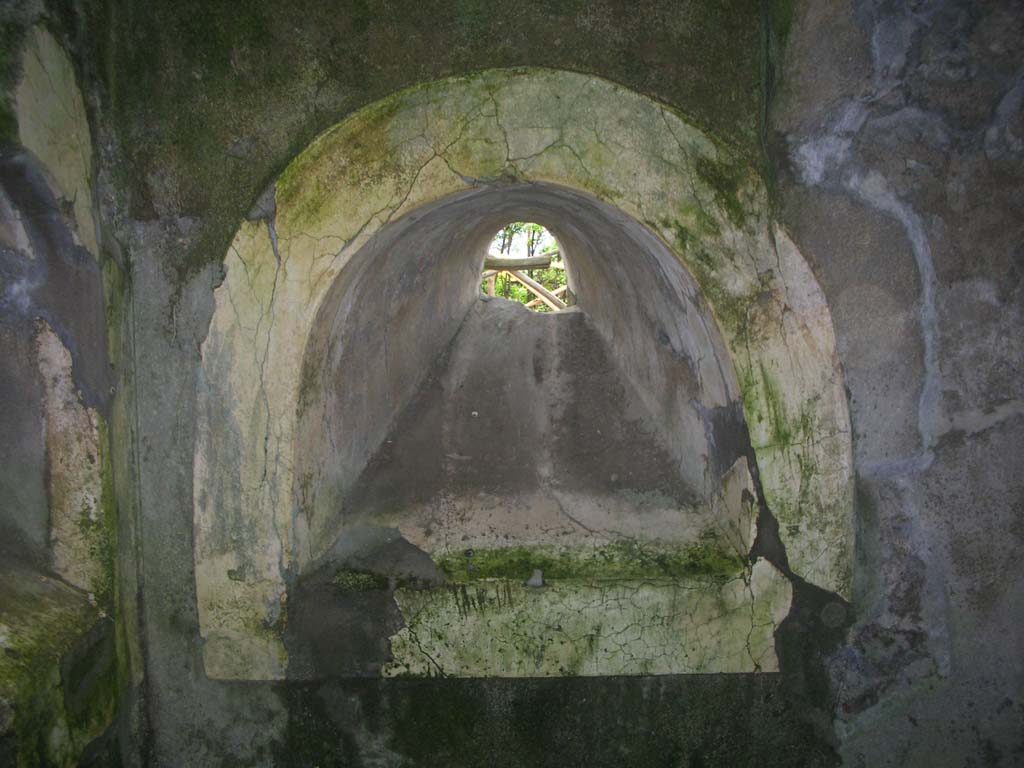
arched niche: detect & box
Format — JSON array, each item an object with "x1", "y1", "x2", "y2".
[
  {"x1": 296, "y1": 186, "x2": 739, "y2": 560},
  {"x1": 193, "y1": 69, "x2": 852, "y2": 680}
]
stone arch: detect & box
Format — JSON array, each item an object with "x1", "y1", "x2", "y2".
[
  {"x1": 294, "y1": 185, "x2": 739, "y2": 562},
  {"x1": 193, "y1": 68, "x2": 852, "y2": 680}
]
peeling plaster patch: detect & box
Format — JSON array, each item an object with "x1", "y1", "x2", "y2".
[
  {"x1": 787, "y1": 8, "x2": 944, "y2": 468},
  {"x1": 34, "y1": 321, "x2": 106, "y2": 596},
  {"x1": 792, "y1": 102, "x2": 867, "y2": 186},
  {"x1": 794, "y1": 135, "x2": 851, "y2": 186},
  {"x1": 384, "y1": 559, "x2": 791, "y2": 677},
  {"x1": 2, "y1": 274, "x2": 34, "y2": 316},
  {"x1": 14, "y1": 27, "x2": 97, "y2": 258}
]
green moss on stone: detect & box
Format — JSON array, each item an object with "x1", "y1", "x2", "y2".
[
  {"x1": 330, "y1": 568, "x2": 389, "y2": 591},
  {"x1": 386, "y1": 557, "x2": 790, "y2": 678},
  {"x1": 61, "y1": 620, "x2": 119, "y2": 744},
  {"x1": 434, "y1": 534, "x2": 745, "y2": 584},
  {"x1": 101, "y1": 255, "x2": 129, "y2": 362},
  {"x1": 759, "y1": 362, "x2": 791, "y2": 447},
  {"x1": 0, "y1": 561, "x2": 107, "y2": 766},
  {"x1": 668, "y1": 219, "x2": 772, "y2": 348},
  {"x1": 68, "y1": 419, "x2": 117, "y2": 613},
  {"x1": 276, "y1": 93, "x2": 408, "y2": 231},
  {"x1": 740, "y1": 362, "x2": 823, "y2": 456},
  {"x1": 694, "y1": 156, "x2": 748, "y2": 229},
  {"x1": 95, "y1": 419, "x2": 118, "y2": 612}
]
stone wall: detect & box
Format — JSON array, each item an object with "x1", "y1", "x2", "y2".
[
  {"x1": 192, "y1": 71, "x2": 852, "y2": 686},
  {"x1": 771, "y1": 1, "x2": 1024, "y2": 764},
  {"x1": 0, "y1": 18, "x2": 124, "y2": 767},
  {"x1": 0, "y1": 0, "x2": 1019, "y2": 765}
]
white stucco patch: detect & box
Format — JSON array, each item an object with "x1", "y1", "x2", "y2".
[{"x1": 35, "y1": 321, "x2": 105, "y2": 595}]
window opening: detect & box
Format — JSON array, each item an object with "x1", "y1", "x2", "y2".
[{"x1": 480, "y1": 222, "x2": 571, "y2": 311}]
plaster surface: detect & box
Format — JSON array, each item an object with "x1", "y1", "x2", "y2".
[
  {"x1": 385, "y1": 558, "x2": 790, "y2": 677},
  {"x1": 194, "y1": 69, "x2": 853, "y2": 679},
  {"x1": 773, "y1": 0, "x2": 1024, "y2": 763},
  {"x1": 14, "y1": 26, "x2": 97, "y2": 258},
  {"x1": 0, "y1": 22, "x2": 119, "y2": 765}
]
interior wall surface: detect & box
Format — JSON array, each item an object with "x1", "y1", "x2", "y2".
[
  {"x1": 284, "y1": 181, "x2": 787, "y2": 680},
  {"x1": 0, "y1": 20, "x2": 127, "y2": 767},
  {"x1": 1, "y1": 0, "x2": 1017, "y2": 765},
  {"x1": 86, "y1": 4, "x2": 777, "y2": 762}
]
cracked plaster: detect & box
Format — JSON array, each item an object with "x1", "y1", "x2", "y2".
[
  {"x1": 35, "y1": 320, "x2": 106, "y2": 598},
  {"x1": 193, "y1": 68, "x2": 853, "y2": 679},
  {"x1": 384, "y1": 558, "x2": 791, "y2": 678}
]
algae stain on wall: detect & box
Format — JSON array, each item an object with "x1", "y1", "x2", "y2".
[
  {"x1": 383, "y1": 558, "x2": 790, "y2": 677},
  {"x1": 35, "y1": 321, "x2": 112, "y2": 605},
  {"x1": 0, "y1": 559, "x2": 115, "y2": 767}
]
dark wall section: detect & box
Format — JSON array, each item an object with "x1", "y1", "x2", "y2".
[
  {"x1": 0, "y1": 151, "x2": 119, "y2": 768},
  {"x1": 0, "y1": 11, "x2": 127, "y2": 765},
  {"x1": 276, "y1": 675, "x2": 837, "y2": 768},
  {"x1": 98, "y1": 0, "x2": 763, "y2": 283}
]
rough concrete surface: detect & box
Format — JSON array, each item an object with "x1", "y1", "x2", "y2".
[
  {"x1": 774, "y1": 0, "x2": 1024, "y2": 765},
  {"x1": 193, "y1": 72, "x2": 853, "y2": 680},
  {"x1": 0, "y1": 0, "x2": 1020, "y2": 765}
]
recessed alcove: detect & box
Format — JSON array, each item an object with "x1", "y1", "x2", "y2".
[
  {"x1": 295, "y1": 185, "x2": 746, "y2": 554},
  {"x1": 283, "y1": 183, "x2": 780, "y2": 678},
  {"x1": 6, "y1": 3, "x2": 1016, "y2": 764},
  {"x1": 192, "y1": 68, "x2": 853, "y2": 681}
]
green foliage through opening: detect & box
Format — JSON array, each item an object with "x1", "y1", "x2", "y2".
[{"x1": 481, "y1": 222, "x2": 570, "y2": 312}]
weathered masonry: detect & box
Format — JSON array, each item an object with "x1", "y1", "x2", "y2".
[
  {"x1": 1, "y1": 2, "x2": 1022, "y2": 766},
  {"x1": 193, "y1": 70, "x2": 853, "y2": 681}
]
